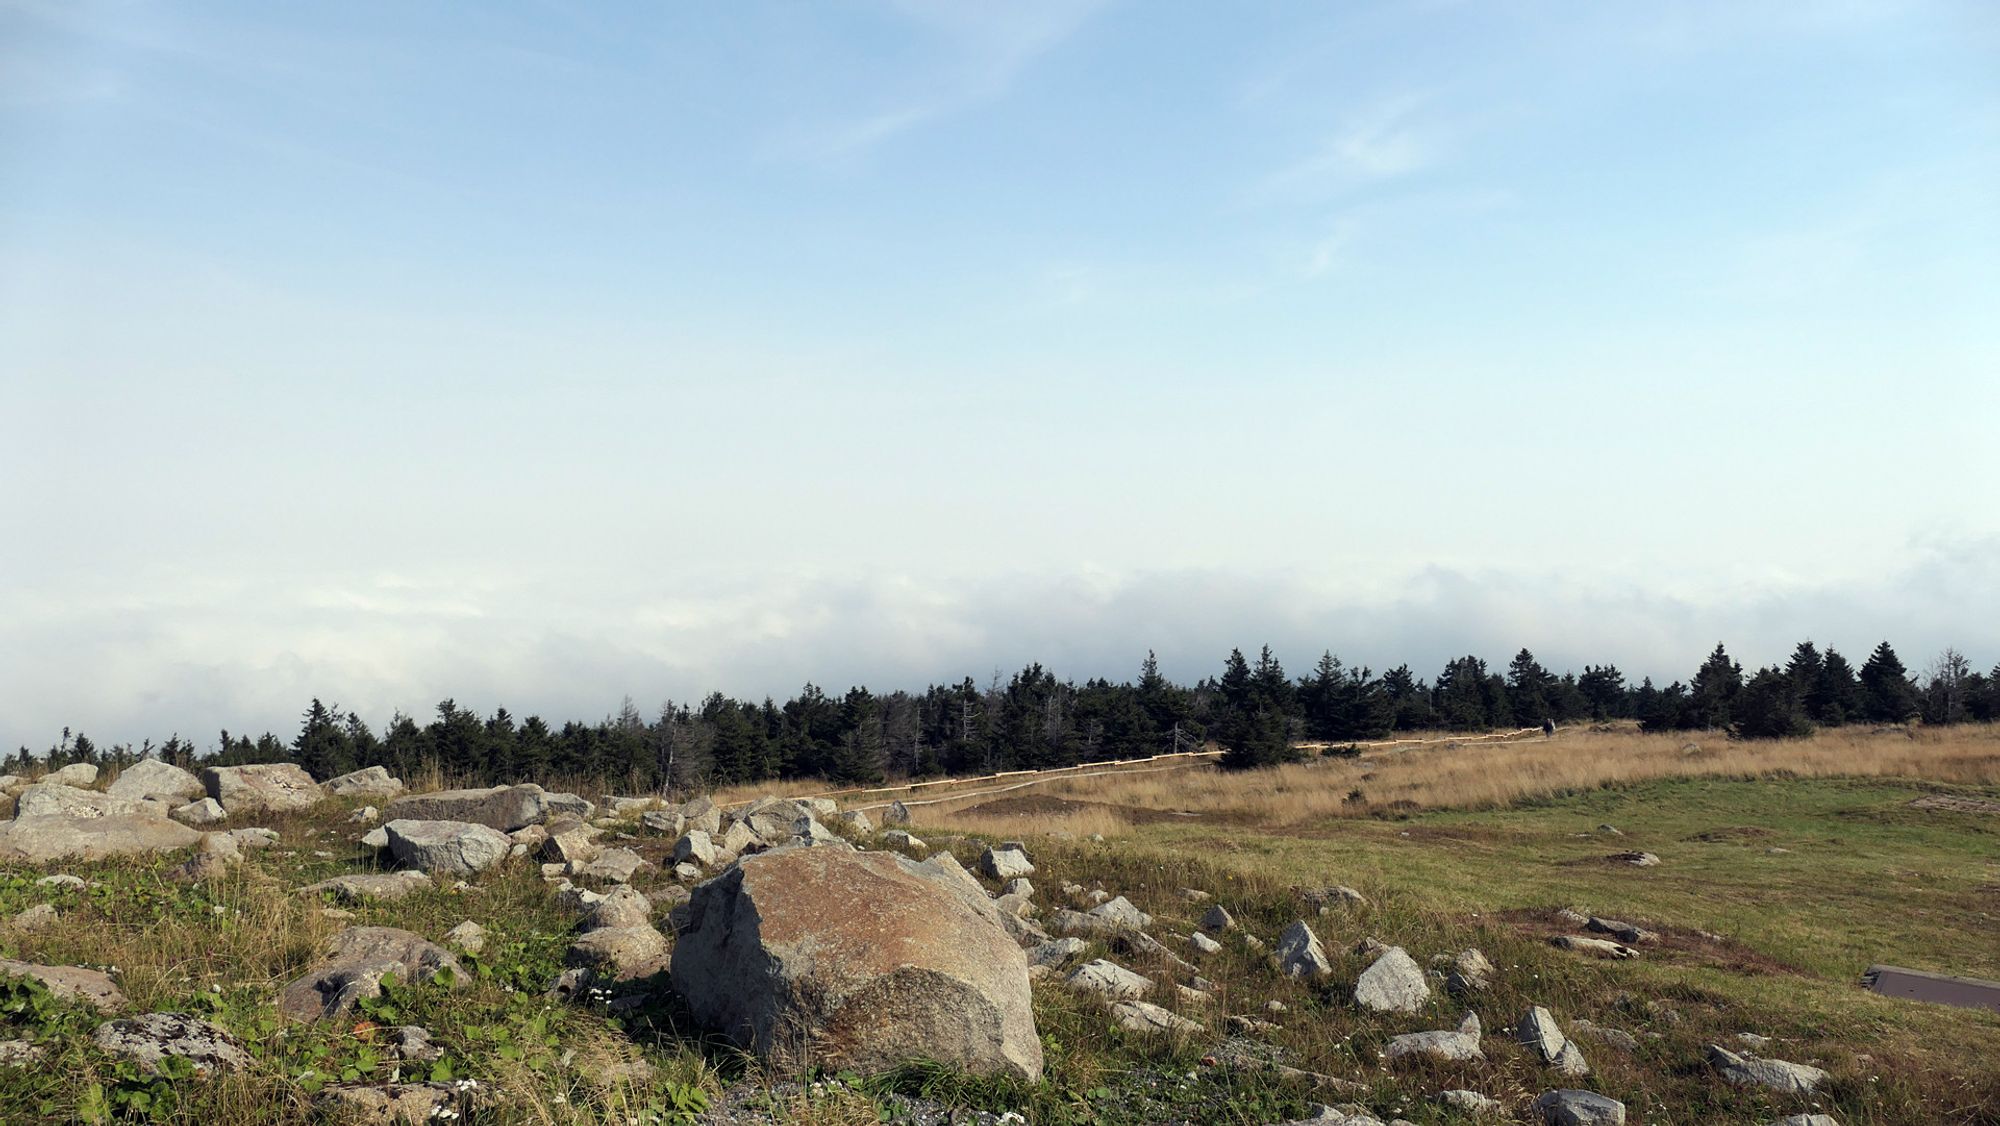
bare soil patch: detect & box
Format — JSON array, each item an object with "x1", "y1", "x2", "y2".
[{"x1": 1497, "y1": 907, "x2": 1809, "y2": 978}]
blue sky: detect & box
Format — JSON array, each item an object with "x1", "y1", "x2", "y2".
[{"x1": 2, "y1": 1, "x2": 1997, "y2": 750}]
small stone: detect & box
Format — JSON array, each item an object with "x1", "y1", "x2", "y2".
[
  {"x1": 445, "y1": 921, "x2": 487, "y2": 954},
  {"x1": 10, "y1": 904, "x2": 57, "y2": 931},
  {"x1": 1275, "y1": 921, "x2": 1333, "y2": 979},
  {"x1": 1531, "y1": 1089, "x2": 1625, "y2": 1126},
  {"x1": 1109, "y1": 999, "x2": 1203, "y2": 1035},
  {"x1": 1064, "y1": 959, "x2": 1153, "y2": 999},
  {"x1": 93, "y1": 1012, "x2": 249, "y2": 1074},
  {"x1": 979, "y1": 846, "x2": 1035, "y2": 880},
  {"x1": 1354, "y1": 946, "x2": 1429, "y2": 1012},
  {"x1": 1200, "y1": 904, "x2": 1235, "y2": 933},
  {"x1": 1706, "y1": 1044, "x2": 1827, "y2": 1094},
  {"x1": 1188, "y1": 931, "x2": 1223, "y2": 955}
]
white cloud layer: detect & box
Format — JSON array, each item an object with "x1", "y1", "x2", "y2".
[{"x1": 5, "y1": 538, "x2": 1993, "y2": 753}]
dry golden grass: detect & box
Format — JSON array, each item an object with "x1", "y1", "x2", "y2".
[{"x1": 873, "y1": 723, "x2": 2000, "y2": 836}]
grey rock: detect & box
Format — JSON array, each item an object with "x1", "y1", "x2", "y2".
[
  {"x1": 1108, "y1": 999, "x2": 1203, "y2": 1035},
  {"x1": 299, "y1": 872, "x2": 432, "y2": 904},
  {"x1": 314, "y1": 1082, "x2": 456, "y2": 1123},
  {"x1": 1519, "y1": 1005, "x2": 1568, "y2": 1062},
  {"x1": 538, "y1": 818, "x2": 602, "y2": 866},
  {"x1": 1028, "y1": 937, "x2": 1088, "y2": 970},
  {"x1": 170, "y1": 797, "x2": 228, "y2": 826},
  {"x1": 1188, "y1": 931, "x2": 1223, "y2": 955},
  {"x1": 837, "y1": 810, "x2": 874, "y2": 833},
  {"x1": 16, "y1": 782, "x2": 158, "y2": 820},
  {"x1": 980, "y1": 846, "x2": 1036, "y2": 880},
  {"x1": 279, "y1": 926, "x2": 463, "y2": 1022},
  {"x1": 882, "y1": 829, "x2": 927, "y2": 853},
  {"x1": 883, "y1": 800, "x2": 912, "y2": 825},
  {"x1": 1706, "y1": 1044, "x2": 1827, "y2": 1094},
  {"x1": 0, "y1": 1040, "x2": 44, "y2": 1066},
  {"x1": 641, "y1": 809, "x2": 685, "y2": 836},
  {"x1": 320, "y1": 766, "x2": 405, "y2": 800},
  {"x1": 1551, "y1": 935, "x2": 1638, "y2": 959},
  {"x1": 1770, "y1": 1117, "x2": 1841, "y2": 1126},
  {"x1": 1612, "y1": 851, "x2": 1660, "y2": 867},
  {"x1": 1354, "y1": 946, "x2": 1429, "y2": 1012},
  {"x1": 1385, "y1": 1012, "x2": 1484, "y2": 1062},
  {"x1": 674, "y1": 829, "x2": 718, "y2": 867},
  {"x1": 106, "y1": 759, "x2": 203, "y2": 804},
  {"x1": 0, "y1": 959, "x2": 125, "y2": 1011},
  {"x1": 1531, "y1": 1089, "x2": 1625, "y2": 1125},
  {"x1": 1000, "y1": 877, "x2": 1034, "y2": 898},
  {"x1": 1437, "y1": 1090, "x2": 1503, "y2": 1115},
  {"x1": 1088, "y1": 895, "x2": 1152, "y2": 929},
  {"x1": 444, "y1": 921, "x2": 487, "y2": 954},
  {"x1": 1064, "y1": 959, "x2": 1154, "y2": 999},
  {"x1": 1276, "y1": 921, "x2": 1334, "y2": 980},
  {"x1": 679, "y1": 796, "x2": 721, "y2": 835},
  {"x1": 0, "y1": 814, "x2": 202, "y2": 862},
  {"x1": 202, "y1": 763, "x2": 322, "y2": 814},
  {"x1": 361, "y1": 826, "x2": 390, "y2": 850},
  {"x1": 1200, "y1": 904, "x2": 1235, "y2": 933},
  {"x1": 1587, "y1": 916, "x2": 1656, "y2": 944},
  {"x1": 384, "y1": 783, "x2": 591, "y2": 832},
  {"x1": 1568, "y1": 1018, "x2": 1640, "y2": 1052},
  {"x1": 383, "y1": 819, "x2": 513, "y2": 877},
  {"x1": 95, "y1": 1012, "x2": 250, "y2": 1074},
  {"x1": 45, "y1": 763, "x2": 98, "y2": 787},
  {"x1": 574, "y1": 846, "x2": 650, "y2": 883},
  {"x1": 10, "y1": 904, "x2": 56, "y2": 931}
]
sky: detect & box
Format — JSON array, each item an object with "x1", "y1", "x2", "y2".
[{"x1": 2, "y1": 0, "x2": 1997, "y2": 752}]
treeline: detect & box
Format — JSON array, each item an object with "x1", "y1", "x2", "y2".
[{"x1": 10, "y1": 641, "x2": 1996, "y2": 789}]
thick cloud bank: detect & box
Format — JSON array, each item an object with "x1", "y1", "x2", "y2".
[{"x1": 3, "y1": 538, "x2": 1994, "y2": 754}]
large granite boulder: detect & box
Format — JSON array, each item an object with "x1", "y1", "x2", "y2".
[
  {"x1": 670, "y1": 845, "x2": 1043, "y2": 1080},
  {"x1": 320, "y1": 766, "x2": 406, "y2": 799},
  {"x1": 45, "y1": 763, "x2": 98, "y2": 788},
  {"x1": 105, "y1": 759, "x2": 204, "y2": 804},
  {"x1": 279, "y1": 927, "x2": 464, "y2": 1022},
  {"x1": 1354, "y1": 946, "x2": 1430, "y2": 1013},
  {"x1": 202, "y1": 763, "x2": 322, "y2": 814},
  {"x1": 383, "y1": 820, "x2": 512, "y2": 877},
  {"x1": 383, "y1": 784, "x2": 591, "y2": 832},
  {"x1": 0, "y1": 815, "x2": 201, "y2": 862},
  {"x1": 14, "y1": 783, "x2": 160, "y2": 821}
]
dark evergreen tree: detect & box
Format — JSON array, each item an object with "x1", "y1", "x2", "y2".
[
  {"x1": 1858, "y1": 641, "x2": 1916, "y2": 723},
  {"x1": 1577, "y1": 664, "x2": 1627, "y2": 720},
  {"x1": 1730, "y1": 667, "x2": 1813, "y2": 738},
  {"x1": 1506, "y1": 648, "x2": 1555, "y2": 726},
  {"x1": 1686, "y1": 643, "x2": 1743, "y2": 729}
]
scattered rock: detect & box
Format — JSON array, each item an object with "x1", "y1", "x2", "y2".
[
  {"x1": 882, "y1": 829, "x2": 926, "y2": 853},
  {"x1": 202, "y1": 763, "x2": 322, "y2": 814},
  {"x1": 674, "y1": 829, "x2": 718, "y2": 868},
  {"x1": 837, "y1": 810, "x2": 874, "y2": 833},
  {"x1": 574, "y1": 846, "x2": 650, "y2": 883},
  {"x1": 0, "y1": 814, "x2": 203, "y2": 862},
  {"x1": 1531, "y1": 1089, "x2": 1625, "y2": 1125},
  {"x1": 1088, "y1": 895, "x2": 1152, "y2": 929},
  {"x1": 9, "y1": 903, "x2": 57, "y2": 931},
  {"x1": 882, "y1": 800, "x2": 912, "y2": 825},
  {"x1": 1567, "y1": 1018, "x2": 1639, "y2": 1052},
  {"x1": 314, "y1": 1082, "x2": 457, "y2": 1123},
  {"x1": 1706, "y1": 1044, "x2": 1827, "y2": 1094},
  {"x1": 1064, "y1": 959, "x2": 1153, "y2": 999},
  {"x1": 1587, "y1": 916, "x2": 1656, "y2": 944},
  {"x1": 980, "y1": 845, "x2": 1036, "y2": 880},
  {"x1": 1446, "y1": 948, "x2": 1496, "y2": 995},
  {"x1": 383, "y1": 819, "x2": 513, "y2": 877},
  {"x1": 106, "y1": 759, "x2": 204, "y2": 804},
  {"x1": 45, "y1": 763, "x2": 99, "y2": 788},
  {"x1": 1200, "y1": 904, "x2": 1236, "y2": 933},
  {"x1": 1001, "y1": 877, "x2": 1034, "y2": 898},
  {"x1": 1769, "y1": 1117, "x2": 1840, "y2": 1126},
  {"x1": 349, "y1": 806, "x2": 379, "y2": 824},
  {"x1": 679, "y1": 796, "x2": 721, "y2": 835},
  {"x1": 444, "y1": 921, "x2": 487, "y2": 954},
  {"x1": 1276, "y1": 921, "x2": 1334, "y2": 980},
  {"x1": 36, "y1": 873, "x2": 85, "y2": 890},
  {"x1": 669, "y1": 845, "x2": 1043, "y2": 1080},
  {"x1": 0, "y1": 960, "x2": 125, "y2": 1011},
  {"x1": 279, "y1": 927, "x2": 464, "y2": 1022},
  {"x1": 1109, "y1": 999, "x2": 1204, "y2": 1035},
  {"x1": 1354, "y1": 946, "x2": 1429, "y2": 1012},
  {"x1": 384, "y1": 784, "x2": 591, "y2": 832},
  {"x1": 1438, "y1": 1090, "x2": 1503, "y2": 1116},
  {"x1": 1028, "y1": 937, "x2": 1088, "y2": 971},
  {"x1": 640, "y1": 809, "x2": 685, "y2": 836},
  {"x1": 361, "y1": 826, "x2": 389, "y2": 850},
  {"x1": 1189, "y1": 931, "x2": 1223, "y2": 955},
  {"x1": 320, "y1": 766, "x2": 406, "y2": 799},
  {"x1": 0, "y1": 1040, "x2": 44, "y2": 1066},
  {"x1": 1551, "y1": 935, "x2": 1638, "y2": 959},
  {"x1": 94, "y1": 1012, "x2": 250, "y2": 1074},
  {"x1": 1611, "y1": 851, "x2": 1660, "y2": 867},
  {"x1": 300, "y1": 872, "x2": 432, "y2": 904},
  {"x1": 1385, "y1": 1012, "x2": 1484, "y2": 1062},
  {"x1": 16, "y1": 782, "x2": 158, "y2": 820}
]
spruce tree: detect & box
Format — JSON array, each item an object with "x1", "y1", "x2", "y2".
[
  {"x1": 1730, "y1": 667, "x2": 1813, "y2": 738},
  {"x1": 1687, "y1": 643, "x2": 1743, "y2": 729},
  {"x1": 1858, "y1": 641, "x2": 1916, "y2": 723}
]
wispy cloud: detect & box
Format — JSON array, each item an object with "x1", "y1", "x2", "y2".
[
  {"x1": 779, "y1": 0, "x2": 1105, "y2": 162},
  {"x1": 1250, "y1": 91, "x2": 1443, "y2": 204}
]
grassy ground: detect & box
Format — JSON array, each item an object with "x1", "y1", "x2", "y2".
[{"x1": 0, "y1": 726, "x2": 1994, "y2": 1124}]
